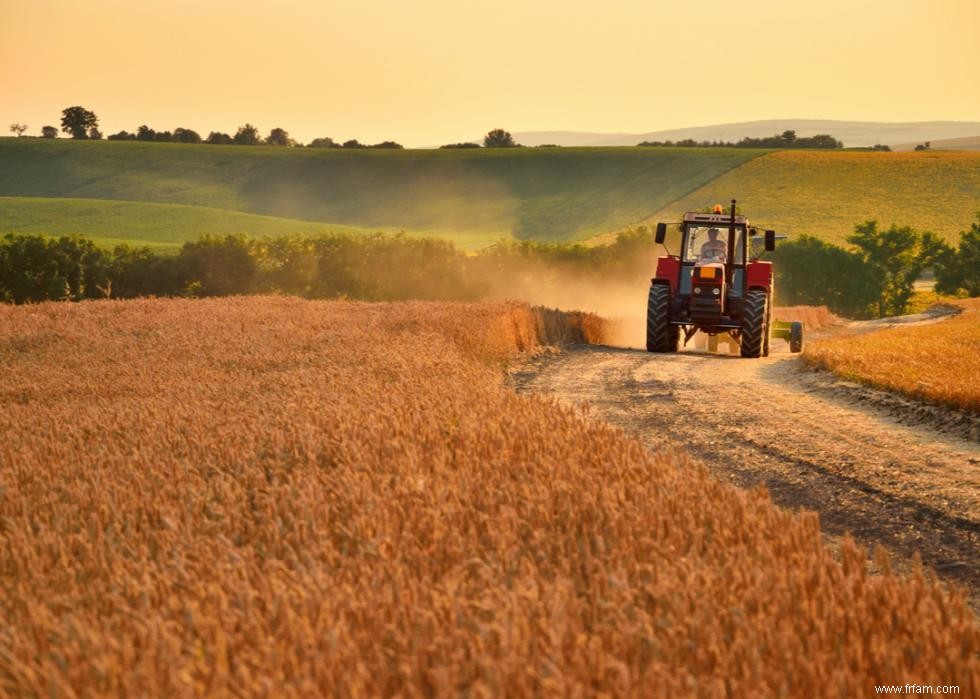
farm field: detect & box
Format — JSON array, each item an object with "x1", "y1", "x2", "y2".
[
  {"x1": 0, "y1": 296, "x2": 977, "y2": 695},
  {"x1": 4, "y1": 140, "x2": 976, "y2": 251},
  {"x1": 649, "y1": 150, "x2": 980, "y2": 246},
  {"x1": 0, "y1": 197, "x2": 393, "y2": 251},
  {"x1": 0, "y1": 138, "x2": 761, "y2": 246},
  {"x1": 804, "y1": 299, "x2": 980, "y2": 412}
]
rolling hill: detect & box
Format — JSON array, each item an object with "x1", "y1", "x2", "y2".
[
  {"x1": 647, "y1": 150, "x2": 980, "y2": 246},
  {"x1": 2, "y1": 139, "x2": 977, "y2": 252},
  {"x1": 0, "y1": 138, "x2": 762, "y2": 247},
  {"x1": 514, "y1": 120, "x2": 980, "y2": 148}
]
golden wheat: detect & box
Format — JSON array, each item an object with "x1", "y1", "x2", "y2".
[
  {"x1": 805, "y1": 299, "x2": 980, "y2": 411},
  {"x1": 0, "y1": 297, "x2": 975, "y2": 697}
]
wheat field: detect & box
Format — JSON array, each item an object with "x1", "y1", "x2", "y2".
[
  {"x1": 804, "y1": 298, "x2": 980, "y2": 412},
  {"x1": 0, "y1": 297, "x2": 976, "y2": 696}
]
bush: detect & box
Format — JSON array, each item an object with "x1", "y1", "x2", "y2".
[
  {"x1": 173, "y1": 128, "x2": 202, "y2": 144},
  {"x1": 0, "y1": 234, "x2": 110, "y2": 303},
  {"x1": 936, "y1": 213, "x2": 980, "y2": 296},
  {"x1": 206, "y1": 131, "x2": 233, "y2": 145},
  {"x1": 177, "y1": 235, "x2": 258, "y2": 296},
  {"x1": 770, "y1": 235, "x2": 878, "y2": 317}
]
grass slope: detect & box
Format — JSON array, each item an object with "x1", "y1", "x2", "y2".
[
  {"x1": 650, "y1": 150, "x2": 980, "y2": 245},
  {"x1": 0, "y1": 197, "x2": 399, "y2": 250},
  {"x1": 0, "y1": 138, "x2": 761, "y2": 243}
]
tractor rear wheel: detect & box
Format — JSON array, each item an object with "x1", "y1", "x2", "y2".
[
  {"x1": 789, "y1": 321, "x2": 805, "y2": 353},
  {"x1": 740, "y1": 289, "x2": 769, "y2": 358},
  {"x1": 763, "y1": 303, "x2": 772, "y2": 356},
  {"x1": 646, "y1": 284, "x2": 678, "y2": 352}
]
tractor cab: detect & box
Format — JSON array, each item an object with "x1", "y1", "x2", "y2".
[{"x1": 647, "y1": 200, "x2": 802, "y2": 358}]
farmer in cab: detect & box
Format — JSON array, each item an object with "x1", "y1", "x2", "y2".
[{"x1": 700, "y1": 227, "x2": 727, "y2": 262}]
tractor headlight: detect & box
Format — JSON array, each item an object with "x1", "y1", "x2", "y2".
[
  {"x1": 693, "y1": 287, "x2": 701, "y2": 294},
  {"x1": 712, "y1": 288, "x2": 720, "y2": 296}
]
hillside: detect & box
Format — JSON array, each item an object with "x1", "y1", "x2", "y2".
[
  {"x1": 0, "y1": 197, "x2": 390, "y2": 250},
  {"x1": 0, "y1": 138, "x2": 761, "y2": 246},
  {"x1": 648, "y1": 150, "x2": 980, "y2": 246},
  {"x1": 514, "y1": 120, "x2": 980, "y2": 148}
]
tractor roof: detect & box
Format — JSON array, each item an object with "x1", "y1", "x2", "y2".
[{"x1": 683, "y1": 212, "x2": 748, "y2": 225}]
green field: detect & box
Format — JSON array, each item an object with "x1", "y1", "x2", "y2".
[
  {"x1": 0, "y1": 138, "x2": 762, "y2": 247},
  {"x1": 649, "y1": 150, "x2": 980, "y2": 246},
  {"x1": 0, "y1": 197, "x2": 400, "y2": 250}
]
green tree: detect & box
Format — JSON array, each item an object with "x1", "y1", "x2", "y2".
[
  {"x1": 483, "y1": 128, "x2": 517, "y2": 147},
  {"x1": 206, "y1": 131, "x2": 233, "y2": 145},
  {"x1": 177, "y1": 235, "x2": 258, "y2": 296},
  {"x1": 265, "y1": 127, "x2": 293, "y2": 146},
  {"x1": 847, "y1": 221, "x2": 941, "y2": 317},
  {"x1": 136, "y1": 125, "x2": 157, "y2": 141},
  {"x1": 60, "y1": 106, "x2": 98, "y2": 139},
  {"x1": 769, "y1": 235, "x2": 878, "y2": 317},
  {"x1": 233, "y1": 123, "x2": 261, "y2": 145},
  {"x1": 41, "y1": 125, "x2": 58, "y2": 138},
  {"x1": 173, "y1": 127, "x2": 202, "y2": 143},
  {"x1": 109, "y1": 244, "x2": 181, "y2": 297},
  {"x1": 936, "y1": 214, "x2": 980, "y2": 296},
  {"x1": 308, "y1": 136, "x2": 338, "y2": 148},
  {"x1": 0, "y1": 234, "x2": 109, "y2": 302}
]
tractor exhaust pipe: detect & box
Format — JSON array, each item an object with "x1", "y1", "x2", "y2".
[{"x1": 727, "y1": 199, "x2": 736, "y2": 287}]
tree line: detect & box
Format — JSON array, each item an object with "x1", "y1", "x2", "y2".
[
  {"x1": 14, "y1": 107, "x2": 894, "y2": 151},
  {"x1": 638, "y1": 130, "x2": 845, "y2": 149},
  {"x1": 10, "y1": 107, "x2": 536, "y2": 150},
  {"x1": 9, "y1": 107, "x2": 406, "y2": 149},
  {"x1": 2, "y1": 216, "x2": 977, "y2": 316},
  {"x1": 770, "y1": 218, "x2": 978, "y2": 316}
]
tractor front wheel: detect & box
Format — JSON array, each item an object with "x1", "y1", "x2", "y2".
[
  {"x1": 646, "y1": 284, "x2": 678, "y2": 352},
  {"x1": 740, "y1": 289, "x2": 769, "y2": 358}
]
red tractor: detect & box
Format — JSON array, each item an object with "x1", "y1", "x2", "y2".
[{"x1": 646, "y1": 200, "x2": 803, "y2": 357}]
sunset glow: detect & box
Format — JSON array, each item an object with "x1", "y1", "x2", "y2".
[{"x1": 2, "y1": 0, "x2": 978, "y2": 146}]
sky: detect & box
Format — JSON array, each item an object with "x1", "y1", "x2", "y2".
[{"x1": 1, "y1": 0, "x2": 978, "y2": 147}]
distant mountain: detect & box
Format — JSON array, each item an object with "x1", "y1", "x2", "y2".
[
  {"x1": 501, "y1": 130, "x2": 636, "y2": 147},
  {"x1": 512, "y1": 120, "x2": 980, "y2": 148}
]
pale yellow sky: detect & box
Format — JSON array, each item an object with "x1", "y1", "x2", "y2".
[{"x1": 2, "y1": 0, "x2": 978, "y2": 146}]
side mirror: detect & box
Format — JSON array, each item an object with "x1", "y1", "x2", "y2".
[
  {"x1": 765, "y1": 230, "x2": 776, "y2": 251},
  {"x1": 655, "y1": 222, "x2": 667, "y2": 244}
]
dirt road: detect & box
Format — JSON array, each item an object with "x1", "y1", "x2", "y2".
[{"x1": 511, "y1": 339, "x2": 980, "y2": 604}]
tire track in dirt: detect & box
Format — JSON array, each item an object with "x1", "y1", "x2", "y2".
[{"x1": 510, "y1": 344, "x2": 980, "y2": 605}]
